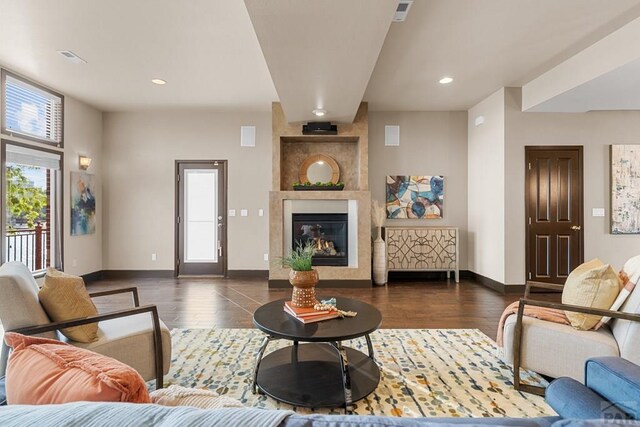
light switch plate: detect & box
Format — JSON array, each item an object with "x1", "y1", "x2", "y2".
[
  {"x1": 241, "y1": 209, "x2": 248, "y2": 217},
  {"x1": 258, "y1": 209, "x2": 264, "y2": 217},
  {"x1": 592, "y1": 208, "x2": 605, "y2": 217},
  {"x1": 263, "y1": 253, "x2": 269, "y2": 261},
  {"x1": 228, "y1": 209, "x2": 236, "y2": 217}
]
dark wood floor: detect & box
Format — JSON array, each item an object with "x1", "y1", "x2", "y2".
[{"x1": 85, "y1": 277, "x2": 560, "y2": 340}]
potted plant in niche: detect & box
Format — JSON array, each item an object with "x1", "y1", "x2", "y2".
[{"x1": 279, "y1": 241, "x2": 319, "y2": 308}]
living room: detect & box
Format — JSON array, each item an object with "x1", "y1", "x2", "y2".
[{"x1": 0, "y1": 1, "x2": 640, "y2": 426}]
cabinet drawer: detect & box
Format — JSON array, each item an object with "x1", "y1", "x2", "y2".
[{"x1": 386, "y1": 228, "x2": 457, "y2": 270}]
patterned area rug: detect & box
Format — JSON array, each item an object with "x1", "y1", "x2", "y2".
[{"x1": 163, "y1": 328, "x2": 555, "y2": 418}]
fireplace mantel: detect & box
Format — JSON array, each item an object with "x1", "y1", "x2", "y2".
[{"x1": 269, "y1": 190, "x2": 371, "y2": 286}]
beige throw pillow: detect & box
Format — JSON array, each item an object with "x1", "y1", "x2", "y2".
[
  {"x1": 562, "y1": 259, "x2": 621, "y2": 330},
  {"x1": 38, "y1": 268, "x2": 99, "y2": 342},
  {"x1": 595, "y1": 254, "x2": 640, "y2": 329}
]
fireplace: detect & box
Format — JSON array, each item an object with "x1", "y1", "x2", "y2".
[{"x1": 292, "y1": 213, "x2": 348, "y2": 266}]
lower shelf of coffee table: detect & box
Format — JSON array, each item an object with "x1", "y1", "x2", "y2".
[{"x1": 256, "y1": 343, "x2": 380, "y2": 408}]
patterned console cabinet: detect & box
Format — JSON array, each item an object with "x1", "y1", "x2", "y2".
[{"x1": 385, "y1": 227, "x2": 459, "y2": 282}]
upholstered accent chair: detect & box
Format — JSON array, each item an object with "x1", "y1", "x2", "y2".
[
  {"x1": 502, "y1": 280, "x2": 640, "y2": 395},
  {"x1": 0, "y1": 262, "x2": 171, "y2": 388}
]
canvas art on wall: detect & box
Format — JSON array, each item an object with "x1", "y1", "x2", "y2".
[
  {"x1": 386, "y1": 175, "x2": 444, "y2": 219},
  {"x1": 611, "y1": 145, "x2": 640, "y2": 234},
  {"x1": 71, "y1": 172, "x2": 96, "y2": 236}
]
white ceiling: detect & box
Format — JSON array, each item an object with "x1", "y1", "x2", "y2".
[
  {"x1": 1, "y1": 0, "x2": 640, "y2": 115},
  {"x1": 364, "y1": 0, "x2": 640, "y2": 111},
  {"x1": 244, "y1": 0, "x2": 397, "y2": 123},
  {"x1": 0, "y1": 0, "x2": 277, "y2": 112},
  {"x1": 526, "y1": 57, "x2": 640, "y2": 112}
]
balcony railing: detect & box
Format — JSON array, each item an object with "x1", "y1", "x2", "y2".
[{"x1": 6, "y1": 223, "x2": 49, "y2": 272}]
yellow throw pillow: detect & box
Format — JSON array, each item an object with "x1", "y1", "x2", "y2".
[
  {"x1": 562, "y1": 259, "x2": 621, "y2": 330},
  {"x1": 38, "y1": 268, "x2": 99, "y2": 343}
]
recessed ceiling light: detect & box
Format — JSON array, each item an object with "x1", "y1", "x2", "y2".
[
  {"x1": 312, "y1": 109, "x2": 327, "y2": 117},
  {"x1": 439, "y1": 77, "x2": 453, "y2": 85},
  {"x1": 151, "y1": 79, "x2": 167, "y2": 85}
]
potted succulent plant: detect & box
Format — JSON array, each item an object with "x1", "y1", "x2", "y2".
[{"x1": 279, "y1": 241, "x2": 319, "y2": 308}]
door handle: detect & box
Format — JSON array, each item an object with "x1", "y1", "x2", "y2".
[{"x1": 571, "y1": 225, "x2": 581, "y2": 231}]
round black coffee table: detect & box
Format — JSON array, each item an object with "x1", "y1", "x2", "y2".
[{"x1": 252, "y1": 297, "x2": 382, "y2": 412}]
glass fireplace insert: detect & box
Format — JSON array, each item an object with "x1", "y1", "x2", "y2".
[{"x1": 292, "y1": 213, "x2": 348, "y2": 266}]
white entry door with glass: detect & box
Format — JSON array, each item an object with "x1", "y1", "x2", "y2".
[{"x1": 176, "y1": 161, "x2": 226, "y2": 276}]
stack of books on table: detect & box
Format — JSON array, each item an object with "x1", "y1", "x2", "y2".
[{"x1": 284, "y1": 301, "x2": 339, "y2": 324}]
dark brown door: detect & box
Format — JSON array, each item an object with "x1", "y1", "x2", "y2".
[
  {"x1": 526, "y1": 147, "x2": 583, "y2": 284},
  {"x1": 176, "y1": 161, "x2": 227, "y2": 276}
]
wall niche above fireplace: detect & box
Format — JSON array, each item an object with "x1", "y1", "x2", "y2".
[
  {"x1": 271, "y1": 102, "x2": 369, "y2": 192},
  {"x1": 292, "y1": 213, "x2": 348, "y2": 266},
  {"x1": 281, "y1": 140, "x2": 358, "y2": 190}
]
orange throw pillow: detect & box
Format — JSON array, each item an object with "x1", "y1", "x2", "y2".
[{"x1": 4, "y1": 332, "x2": 150, "y2": 405}]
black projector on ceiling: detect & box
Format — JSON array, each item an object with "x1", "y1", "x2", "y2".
[{"x1": 302, "y1": 121, "x2": 337, "y2": 135}]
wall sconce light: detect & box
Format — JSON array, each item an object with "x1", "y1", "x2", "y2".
[{"x1": 79, "y1": 155, "x2": 92, "y2": 170}]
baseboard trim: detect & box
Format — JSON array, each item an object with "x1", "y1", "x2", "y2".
[
  {"x1": 84, "y1": 269, "x2": 270, "y2": 281},
  {"x1": 471, "y1": 272, "x2": 504, "y2": 293},
  {"x1": 466, "y1": 271, "x2": 525, "y2": 294},
  {"x1": 387, "y1": 270, "x2": 470, "y2": 281},
  {"x1": 102, "y1": 270, "x2": 175, "y2": 279},
  {"x1": 227, "y1": 270, "x2": 268, "y2": 279},
  {"x1": 269, "y1": 279, "x2": 372, "y2": 289},
  {"x1": 81, "y1": 271, "x2": 104, "y2": 283},
  {"x1": 504, "y1": 284, "x2": 526, "y2": 294}
]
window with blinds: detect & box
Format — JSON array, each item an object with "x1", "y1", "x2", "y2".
[{"x1": 1, "y1": 69, "x2": 64, "y2": 147}]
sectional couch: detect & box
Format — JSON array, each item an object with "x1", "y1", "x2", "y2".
[{"x1": 0, "y1": 357, "x2": 639, "y2": 426}]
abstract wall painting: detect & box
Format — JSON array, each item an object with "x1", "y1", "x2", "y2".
[
  {"x1": 70, "y1": 172, "x2": 96, "y2": 236},
  {"x1": 386, "y1": 175, "x2": 444, "y2": 219},
  {"x1": 611, "y1": 145, "x2": 640, "y2": 234}
]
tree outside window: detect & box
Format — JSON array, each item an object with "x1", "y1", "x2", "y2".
[{"x1": 6, "y1": 165, "x2": 48, "y2": 229}]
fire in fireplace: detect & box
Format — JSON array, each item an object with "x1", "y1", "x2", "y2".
[{"x1": 292, "y1": 213, "x2": 348, "y2": 266}]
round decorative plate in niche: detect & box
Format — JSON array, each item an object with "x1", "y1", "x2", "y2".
[{"x1": 299, "y1": 154, "x2": 340, "y2": 184}]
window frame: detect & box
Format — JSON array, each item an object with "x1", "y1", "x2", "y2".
[
  {"x1": 1, "y1": 69, "x2": 65, "y2": 148},
  {"x1": 1, "y1": 139, "x2": 65, "y2": 276}
]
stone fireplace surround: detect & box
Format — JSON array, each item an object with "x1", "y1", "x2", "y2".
[{"x1": 269, "y1": 102, "x2": 372, "y2": 287}]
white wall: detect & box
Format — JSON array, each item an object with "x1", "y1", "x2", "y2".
[
  {"x1": 505, "y1": 87, "x2": 640, "y2": 283},
  {"x1": 102, "y1": 110, "x2": 271, "y2": 271},
  {"x1": 467, "y1": 89, "x2": 506, "y2": 283},
  {"x1": 63, "y1": 97, "x2": 104, "y2": 276},
  {"x1": 368, "y1": 111, "x2": 469, "y2": 269}
]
